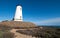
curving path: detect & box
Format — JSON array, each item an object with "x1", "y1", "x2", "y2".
[{"x1": 10, "y1": 29, "x2": 36, "y2": 38}]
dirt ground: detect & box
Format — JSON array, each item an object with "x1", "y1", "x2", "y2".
[{"x1": 10, "y1": 29, "x2": 36, "y2": 38}]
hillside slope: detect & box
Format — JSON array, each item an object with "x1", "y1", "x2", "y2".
[{"x1": 0, "y1": 21, "x2": 36, "y2": 27}]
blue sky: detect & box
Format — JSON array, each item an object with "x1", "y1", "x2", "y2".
[{"x1": 0, "y1": 0, "x2": 60, "y2": 25}]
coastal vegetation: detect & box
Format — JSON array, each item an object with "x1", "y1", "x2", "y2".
[{"x1": 0, "y1": 24, "x2": 60, "y2": 38}]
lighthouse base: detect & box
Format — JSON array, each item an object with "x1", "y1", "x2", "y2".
[
  {"x1": 13, "y1": 18, "x2": 23, "y2": 21},
  {"x1": 14, "y1": 20, "x2": 23, "y2": 21}
]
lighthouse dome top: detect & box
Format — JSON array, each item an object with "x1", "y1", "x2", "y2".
[
  {"x1": 17, "y1": 5, "x2": 22, "y2": 8},
  {"x1": 16, "y1": 4, "x2": 22, "y2": 7}
]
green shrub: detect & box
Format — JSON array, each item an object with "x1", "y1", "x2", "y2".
[
  {"x1": 2, "y1": 32, "x2": 15, "y2": 38},
  {"x1": 0, "y1": 31, "x2": 15, "y2": 38}
]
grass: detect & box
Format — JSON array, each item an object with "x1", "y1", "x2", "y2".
[
  {"x1": 0, "y1": 30, "x2": 15, "y2": 38},
  {"x1": 0, "y1": 24, "x2": 14, "y2": 38},
  {"x1": 16, "y1": 26, "x2": 60, "y2": 38}
]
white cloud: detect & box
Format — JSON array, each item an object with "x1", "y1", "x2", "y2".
[{"x1": 34, "y1": 17, "x2": 60, "y2": 25}]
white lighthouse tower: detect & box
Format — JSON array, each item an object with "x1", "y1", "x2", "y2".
[{"x1": 14, "y1": 5, "x2": 23, "y2": 21}]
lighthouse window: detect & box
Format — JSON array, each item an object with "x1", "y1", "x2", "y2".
[
  {"x1": 20, "y1": 16, "x2": 21, "y2": 18},
  {"x1": 20, "y1": 8, "x2": 22, "y2": 10}
]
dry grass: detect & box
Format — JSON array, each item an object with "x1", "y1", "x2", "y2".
[
  {"x1": 16, "y1": 27, "x2": 60, "y2": 38},
  {"x1": 0, "y1": 21, "x2": 36, "y2": 28},
  {"x1": 0, "y1": 21, "x2": 36, "y2": 38}
]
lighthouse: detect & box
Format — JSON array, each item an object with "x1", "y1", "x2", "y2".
[{"x1": 13, "y1": 5, "x2": 23, "y2": 21}]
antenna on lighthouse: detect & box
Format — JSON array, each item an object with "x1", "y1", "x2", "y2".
[{"x1": 13, "y1": 5, "x2": 23, "y2": 21}]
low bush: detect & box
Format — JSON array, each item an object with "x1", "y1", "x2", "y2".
[
  {"x1": 0, "y1": 31, "x2": 15, "y2": 38},
  {"x1": 16, "y1": 27, "x2": 60, "y2": 38}
]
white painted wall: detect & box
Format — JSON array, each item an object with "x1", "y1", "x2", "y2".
[{"x1": 14, "y1": 5, "x2": 23, "y2": 21}]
